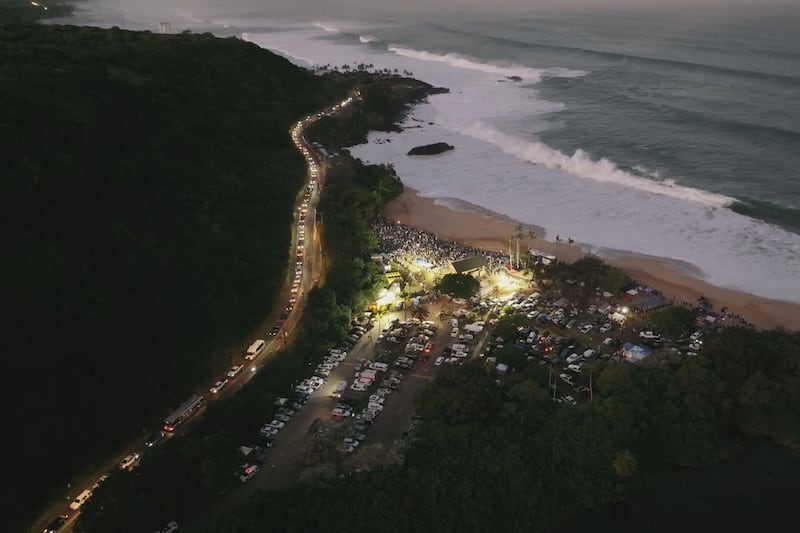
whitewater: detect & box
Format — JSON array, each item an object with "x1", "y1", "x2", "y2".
[{"x1": 58, "y1": 4, "x2": 800, "y2": 303}]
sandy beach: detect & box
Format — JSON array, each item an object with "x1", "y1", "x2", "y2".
[{"x1": 383, "y1": 187, "x2": 800, "y2": 332}]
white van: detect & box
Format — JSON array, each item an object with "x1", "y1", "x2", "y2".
[
  {"x1": 69, "y1": 489, "x2": 92, "y2": 510},
  {"x1": 245, "y1": 339, "x2": 266, "y2": 360},
  {"x1": 332, "y1": 380, "x2": 347, "y2": 398}
]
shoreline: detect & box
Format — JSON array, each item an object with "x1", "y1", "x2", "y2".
[{"x1": 383, "y1": 187, "x2": 800, "y2": 332}]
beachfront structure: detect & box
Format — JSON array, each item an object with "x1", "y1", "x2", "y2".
[{"x1": 452, "y1": 256, "x2": 488, "y2": 276}]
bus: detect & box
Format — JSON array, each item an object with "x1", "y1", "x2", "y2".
[{"x1": 163, "y1": 394, "x2": 204, "y2": 432}]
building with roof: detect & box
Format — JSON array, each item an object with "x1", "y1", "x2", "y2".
[
  {"x1": 631, "y1": 294, "x2": 671, "y2": 312},
  {"x1": 451, "y1": 255, "x2": 488, "y2": 276}
]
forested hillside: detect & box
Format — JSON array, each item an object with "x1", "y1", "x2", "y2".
[
  {"x1": 199, "y1": 328, "x2": 800, "y2": 533},
  {"x1": 0, "y1": 23, "x2": 344, "y2": 525}
]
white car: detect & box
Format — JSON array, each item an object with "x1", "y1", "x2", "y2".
[
  {"x1": 260, "y1": 425, "x2": 279, "y2": 436},
  {"x1": 434, "y1": 356, "x2": 445, "y2": 366},
  {"x1": 579, "y1": 324, "x2": 594, "y2": 334},
  {"x1": 119, "y1": 452, "x2": 140, "y2": 471},
  {"x1": 599, "y1": 323, "x2": 612, "y2": 333},
  {"x1": 559, "y1": 373, "x2": 574, "y2": 385},
  {"x1": 275, "y1": 413, "x2": 292, "y2": 422},
  {"x1": 69, "y1": 489, "x2": 93, "y2": 510},
  {"x1": 156, "y1": 521, "x2": 179, "y2": 533},
  {"x1": 209, "y1": 379, "x2": 229, "y2": 394},
  {"x1": 267, "y1": 419, "x2": 285, "y2": 429},
  {"x1": 227, "y1": 365, "x2": 244, "y2": 378}
]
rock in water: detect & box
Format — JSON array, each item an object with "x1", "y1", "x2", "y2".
[{"x1": 407, "y1": 142, "x2": 455, "y2": 156}]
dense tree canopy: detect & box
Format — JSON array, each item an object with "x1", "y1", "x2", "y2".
[
  {"x1": 193, "y1": 326, "x2": 800, "y2": 533},
  {"x1": 437, "y1": 272, "x2": 480, "y2": 298},
  {"x1": 0, "y1": 23, "x2": 354, "y2": 528}
]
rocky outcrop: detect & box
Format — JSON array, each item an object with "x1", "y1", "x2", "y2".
[{"x1": 407, "y1": 142, "x2": 455, "y2": 156}]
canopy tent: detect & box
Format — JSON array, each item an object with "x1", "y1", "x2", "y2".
[
  {"x1": 631, "y1": 294, "x2": 671, "y2": 312},
  {"x1": 622, "y1": 342, "x2": 652, "y2": 362},
  {"x1": 452, "y1": 255, "x2": 488, "y2": 275}
]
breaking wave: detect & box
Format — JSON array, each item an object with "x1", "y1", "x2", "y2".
[
  {"x1": 460, "y1": 122, "x2": 735, "y2": 207},
  {"x1": 387, "y1": 45, "x2": 585, "y2": 82}
]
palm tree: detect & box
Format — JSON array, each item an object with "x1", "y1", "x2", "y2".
[
  {"x1": 526, "y1": 229, "x2": 539, "y2": 271},
  {"x1": 512, "y1": 224, "x2": 525, "y2": 269},
  {"x1": 411, "y1": 304, "x2": 430, "y2": 322}
]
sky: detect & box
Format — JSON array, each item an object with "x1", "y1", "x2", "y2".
[
  {"x1": 213, "y1": 0, "x2": 799, "y2": 15},
  {"x1": 125, "y1": 0, "x2": 800, "y2": 20}
]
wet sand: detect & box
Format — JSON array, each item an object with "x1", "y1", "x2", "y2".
[{"x1": 383, "y1": 187, "x2": 800, "y2": 332}]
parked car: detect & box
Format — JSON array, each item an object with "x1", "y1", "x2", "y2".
[
  {"x1": 145, "y1": 430, "x2": 167, "y2": 448},
  {"x1": 156, "y1": 522, "x2": 179, "y2": 533},
  {"x1": 239, "y1": 464, "x2": 259, "y2": 483},
  {"x1": 209, "y1": 379, "x2": 229, "y2": 394},
  {"x1": 69, "y1": 489, "x2": 92, "y2": 510},
  {"x1": 42, "y1": 514, "x2": 69, "y2": 533},
  {"x1": 118, "y1": 453, "x2": 140, "y2": 471},
  {"x1": 227, "y1": 364, "x2": 244, "y2": 378}
]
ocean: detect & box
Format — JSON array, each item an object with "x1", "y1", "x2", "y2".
[{"x1": 58, "y1": 2, "x2": 800, "y2": 302}]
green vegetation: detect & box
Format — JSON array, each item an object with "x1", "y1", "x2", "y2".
[
  {"x1": 437, "y1": 272, "x2": 481, "y2": 298},
  {"x1": 536, "y1": 254, "x2": 631, "y2": 303},
  {"x1": 196, "y1": 327, "x2": 800, "y2": 533},
  {"x1": 8, "y1": 16, "x2": 800, "y2": 533},
  {"x1": 1, "y1": 22, "x2": 442, "y2": 530},
  {"x1": 72, "y1": 106, "x2": 420, "y2": 533},
  {"x1": 1, "y1": 23, "x2": 332, "y2": 527},
  {"x1": 649, "y1": 305, "x2": 696, "y2": 336}
]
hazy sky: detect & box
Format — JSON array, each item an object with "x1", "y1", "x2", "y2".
[{"x1": 166, "y1": 0, "x2": 800, "y2": 19}]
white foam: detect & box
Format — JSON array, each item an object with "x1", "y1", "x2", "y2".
[
  {"x1": 360, "y1": 34, "x2": 380, "y2": 43},
  {"x1": 62, "y1": 10, "x2": 800, "y2": 303},
  {"x1": 388, "y1": 45, "x2": 585, "y2": 81},
  {"x1": 458, "y1": 121, "x2": 735, "y2": 207},
  {"x1": 312, "y1": 21, "x2": 341, "y2": 33}
]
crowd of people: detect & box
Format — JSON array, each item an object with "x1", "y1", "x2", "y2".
[{"x1": 370, "y1": 216, "x2": 507, "y2": 274}]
